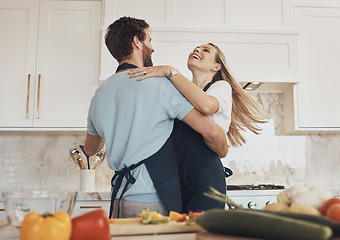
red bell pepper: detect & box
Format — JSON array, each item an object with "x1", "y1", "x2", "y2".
[
  {"x1": 188, "y1": 211, "x2": 205, "y2": 219},
  {"x1": 70, "y1": 209, "x2": 111, "y2": 240}
]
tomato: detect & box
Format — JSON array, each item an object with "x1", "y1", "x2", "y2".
[
  {"x1": 319, "y1": 197, "x2": 340, "y2": 215},
  {"x1": 326, "y1": 203, "x2": 340, "y2": 222},
  {"x1": 70, "y1": 209, "x2": 111, "y2": 240}
]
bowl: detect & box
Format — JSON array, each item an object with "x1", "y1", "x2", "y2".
[{"x1": 2, "y1": 190, "x2": 77, "y2": 229}]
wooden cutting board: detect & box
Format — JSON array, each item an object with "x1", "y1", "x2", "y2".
[{"x1": 110, "y1": 218, "x2": 203, "y2": 236}]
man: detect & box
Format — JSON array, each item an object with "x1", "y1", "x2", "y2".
[{"x1": 84, "y1": 17, "x2": 228, "y2": 218}]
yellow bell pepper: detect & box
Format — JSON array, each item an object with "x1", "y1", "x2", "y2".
[{"x1": 20, "y1": 211, "x2": 71, "y2": 240}]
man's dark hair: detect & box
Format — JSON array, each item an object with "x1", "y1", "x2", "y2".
[{"x1": 105, "y1": 16, "x2": 149, "y2": 62}]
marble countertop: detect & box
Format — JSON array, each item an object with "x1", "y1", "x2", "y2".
[
  {"x1": 1, "y1": 188, "x2": 339, "y2": 202},
  {"x1": 0, "y1": 191, "x2": 111, "y2": 202}
]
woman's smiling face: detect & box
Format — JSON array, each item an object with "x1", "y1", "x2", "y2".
[{"x1": 187, "y1": 44, "x2": 218, "y2": 72}]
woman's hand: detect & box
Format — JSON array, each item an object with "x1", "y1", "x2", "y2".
[{"x1": 128, "y1": 65, "x2": 172, "y2": 81}]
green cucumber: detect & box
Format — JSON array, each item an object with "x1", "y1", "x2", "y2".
[
  {"x1": 263, "y1": 210, "x2": 340, "y2": 237},
  {"x1": 196, "y1": 209, "x2": 333, "y2": 240}
]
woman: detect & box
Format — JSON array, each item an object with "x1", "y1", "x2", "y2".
[
  {"x1": 128, "y1": 43, "x2": 267, "y2": 147},
  {"x1": 129, "y1": 43, "x2": 267, "y2": 212}
]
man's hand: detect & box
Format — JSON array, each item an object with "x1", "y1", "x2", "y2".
[{"x1": 84, "y1": 133, "x2": 105, "y2": 156}]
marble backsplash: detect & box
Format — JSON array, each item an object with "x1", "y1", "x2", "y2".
[{"x1": 1, "y1": 93, "x2": 340, "y2": 193}]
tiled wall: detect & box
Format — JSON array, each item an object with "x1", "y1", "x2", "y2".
[{"x1": 1, "y1": 93, "x2": 340, "y2": 192}]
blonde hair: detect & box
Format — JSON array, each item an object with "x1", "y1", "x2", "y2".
[{"x1": 209, "y1": 43, "x2": 268, "y2": 147}]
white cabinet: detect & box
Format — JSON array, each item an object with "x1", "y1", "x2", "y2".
[
  {"x1": 0, "y1": 0, "x2": 101, "y2": 130},
  {"x1": 284, "y1": 3, "x2": 340, "y2": 132},
  {"x1": 101, "y1": 0, "x2": 299, "y2": 92},
  {"x1": 0, "y1": 202, "x2": 5, "y2": 221},
  {"x1": 72, "y1": 200, "x2": 111, "y2": 218}
]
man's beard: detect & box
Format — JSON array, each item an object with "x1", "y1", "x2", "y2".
[{"x1": 142, "y1": 43, "x2": 153, "y2": 67}]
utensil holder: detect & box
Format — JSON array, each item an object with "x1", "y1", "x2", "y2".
[{"x1": 80, "y1": 170, "x2": 95, "y2": 192}]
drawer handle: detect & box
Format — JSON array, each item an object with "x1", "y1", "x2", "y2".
[
  {"x1": 26, "y1": 74, "x2": 31, "y2": 119},
  {"x1": 79, "y1": 206, "x2": 102, "y2": 209},
  {"x1": 0, "y1": 209, "x2": 4, "y2": 212}
]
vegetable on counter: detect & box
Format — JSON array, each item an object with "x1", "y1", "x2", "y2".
[
  {"x1": 169, "y1": 211, "x2": 186, "y2": 222},
  {"x1": 70, "y1": 209, "x2": 110, "y2": 240},
  {"x1": 263, "y1": 202, "x2": 321, "y2": 215},
  {"x1": 20, "y1": 211, "x2": 71, "y2": 240},
  {"x1": 326, "y1": 203, "x2": 340, "y2": 222},
  {"x1": 196, "y1": 208, "x2": 333, "y2": 240},
  {"x1": 277, "y1": 184, "x2": 333, "y2": 209},
  {"x1": 204, "y1": 187, "x2": 243, "y2": 209},
  {"x1": 319, "y1": 197, "x2": 340, "y2": 216},
  {"x1": 140, "y1": 208, "x2": 170, "y2": 225},
  {"x1": 266, "y1": 210, "x2": 340, "y2": 237}
]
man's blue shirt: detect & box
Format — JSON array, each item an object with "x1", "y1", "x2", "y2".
[{"x1": 87, "y1": 71, "x2": 193, "y2": 202}]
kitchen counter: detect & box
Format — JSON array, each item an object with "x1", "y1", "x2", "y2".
[
  {"x1": 2, "y1": 188, "x2": 340, "y2": 202},
  {"x1": 0, "y1": 220, "x2": 196, "y2": 240},
  {"x1": 2, "y1": 220, "x2": 340, "y2": 240},
  {"x1": 0, "y1": 191, "x2": 111, "y2": 202}
]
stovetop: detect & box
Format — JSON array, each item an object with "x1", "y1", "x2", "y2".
[{"x1": 227, "y1": 184, "x2": 285, "y2": 190}]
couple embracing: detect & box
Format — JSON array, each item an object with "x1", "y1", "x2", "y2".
[{"x1": 84, "y1": 16, "x2": 267, "y2": 218}]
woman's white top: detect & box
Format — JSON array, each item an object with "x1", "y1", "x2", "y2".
[{"x1": 205, "y1": 81, "x2": 232, "y2": 134}]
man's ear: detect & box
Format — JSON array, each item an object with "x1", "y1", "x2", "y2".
[{"x1": 132, "y1": 36, "x2": 141, "y2": 50}]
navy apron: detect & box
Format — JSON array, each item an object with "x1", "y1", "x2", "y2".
[
  {"x1": 172, "y1": 80, "x2": 232, "y2": 212},
  {"x1": 173, "y1": 119, "x2": 226, "y2": 212},
  {"x1": 108, "y1": 63, "x2": 182, "y2": 218}
]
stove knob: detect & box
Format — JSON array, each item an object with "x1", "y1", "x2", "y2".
[{"x1": 247, "y1": 201, "x2": 257, "y2": 209}]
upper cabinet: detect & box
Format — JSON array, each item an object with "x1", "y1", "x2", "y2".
[
  {"x1": 283, "y1": 1, "x2": 340, "y2": 132},
  {"x1": 101, "y1": 0, "x2": 299, "y2": 91},
  {"x1": 0, "y1": 0, "x2": 101, "y2": 131}
]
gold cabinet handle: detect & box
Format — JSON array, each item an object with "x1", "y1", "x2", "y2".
[
  {"x1": 36, "y1": 74, "x2": 41, "y2": 119},
  {"x1": 26, "y1": 74, "x2": 31, "y2": 119},
  {"x1": 79, "y1": 206, "x2": 102, "y2": 209}
]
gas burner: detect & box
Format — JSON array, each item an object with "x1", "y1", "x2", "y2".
[{"x1": 227, "y1": 184, "x2": 285, "y2": 190}]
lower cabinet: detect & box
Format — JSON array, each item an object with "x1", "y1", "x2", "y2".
[
  {"x1": 0, "y1": 202, "x2": 5, "y2": 221},
  {"x1": 72, "y1": 200, "x2": 111, "y2": 218}
]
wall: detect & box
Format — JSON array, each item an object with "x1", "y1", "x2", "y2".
[{"x1": 1, "y1": 93, "x2": 340, "y2": 193}]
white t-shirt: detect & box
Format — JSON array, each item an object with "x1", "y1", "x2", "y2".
[{"x1": 205, "y1": 81, "x2": 232, "y2": 134}]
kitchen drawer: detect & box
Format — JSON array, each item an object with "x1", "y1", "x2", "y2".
[
  {"x1": 72, "y1": 200, "x2": 110, "y2": 218},
  {"x1": 0, "y1": 202, "x2": 5, "y2": 221}
]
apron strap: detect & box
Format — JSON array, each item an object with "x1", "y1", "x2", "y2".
[
  {"x1": 109, "y1": 160, "x2": 146, "y2": 218},
  {"x1": 202, "y1": 81, "x2": 214, "y2": 92},
  {"x1": 224, "y1": 167, "x2": 233, "y2": 177}
]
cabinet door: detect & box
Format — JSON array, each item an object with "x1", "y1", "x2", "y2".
[
  {"x1": 72, "y1": 201, "x2": 111, "y2": 218},
  {"x1": 0, "y1": 0, "x2": 39, "y2": 127},
  {"x1": 34, "y1": 1, "x2": 101, "y2": 128},
  {"x1": 294, "y1": 7, "x2": 340, "y2": 128},
  {"x1": 0, "y1": 202, "x2": 5, "y2": 221}
]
